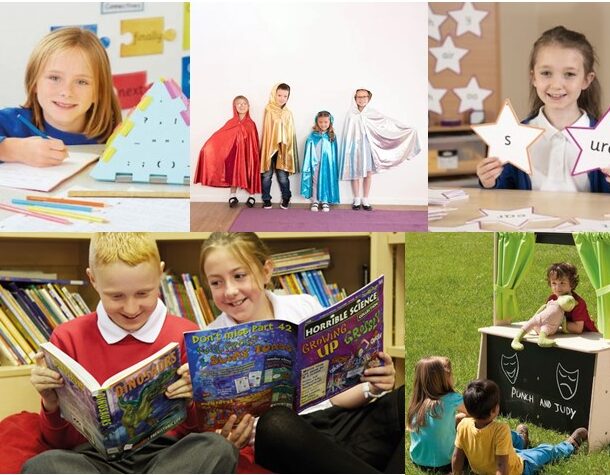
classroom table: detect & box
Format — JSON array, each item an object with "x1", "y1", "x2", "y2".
[
  {"x1": 429, "y1": 187, "x2": 610, "y2": 231},
  {"x1": 0, "y1": 145, "x2": 190, "y2": 231}
]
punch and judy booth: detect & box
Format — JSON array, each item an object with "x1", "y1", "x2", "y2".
[{"x1": 478, "y1": 232, "x2": 610, "y2": 451}]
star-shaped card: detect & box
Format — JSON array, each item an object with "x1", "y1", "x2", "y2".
[
  {"x1": 454, "y1": 76, "x2": 492, "y2": 113},
  {"x1": 428, "y1": 6, "x2": 448, "y2": 41},
  {"x1": 472, "y1": 99, "x2": 544, "y2": 174},
  {"x1": 448, "y1": 2, "x2": 489, "y2": 37},
  {"x1": 429, "y1": 36, "x2": 468, "y2": 74},
  {"x1": 428, "y1": 82, "x2": 447, "y2": 115},
  {"x1": 566, "y1": 107, "x2": 610, "y2": 175},
  {"x1": 467, "y1": 207, "x2": 559, "y2": 229},
  {"x1": 556, "y1": 217, "x2": 610, "y2": 231}
]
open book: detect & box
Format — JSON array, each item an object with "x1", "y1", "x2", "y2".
[
  {"x1": 184, "y1": 276, "x2": 384, "y2": 430},
  {"x1": 41, "y1": 341, "x2": 186, "y2": 460},
  {"x1": 0, "y1": 151, "x2": 99, "y2": 192}
]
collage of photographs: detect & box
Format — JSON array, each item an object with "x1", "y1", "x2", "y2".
[{"x1": 0, "y1": 2, "x2": 608, "y2": 475}]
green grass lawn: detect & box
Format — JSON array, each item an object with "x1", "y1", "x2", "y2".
[{"x1": 404, "y1": 232, "x2": 610, "y2": 474}]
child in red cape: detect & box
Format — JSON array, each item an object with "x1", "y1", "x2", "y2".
[{"x1": 194, "y1": 96, "x2": 261, "y2": 208}]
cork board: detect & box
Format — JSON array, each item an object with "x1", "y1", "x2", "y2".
[{"x1": 429, "y1": 2, "x2": 501, "y2": 129}]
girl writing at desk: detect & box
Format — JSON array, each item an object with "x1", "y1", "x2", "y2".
[{"x1": 0, "y1": 27, "x2": 121, "y2": 167}]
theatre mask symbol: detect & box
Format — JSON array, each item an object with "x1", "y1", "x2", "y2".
[
  {"x1": 501, "y1": 353, "x2": 519, "y2": 385},
  {"x1": 556, "y1": 363, "x2": 579, "y2": 401}
]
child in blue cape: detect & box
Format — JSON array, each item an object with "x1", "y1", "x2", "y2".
[{"x1": 300, "y1": 111, "x2": 340, "y2": 212}]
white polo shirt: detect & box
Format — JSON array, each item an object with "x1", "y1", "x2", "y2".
[{"x1": 528, "y1": 107, "x2": 591, "y2": 192}]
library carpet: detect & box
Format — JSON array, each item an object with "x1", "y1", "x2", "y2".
[{"x1": 229, "y1": 208, "x2": 427, "y2": 231}]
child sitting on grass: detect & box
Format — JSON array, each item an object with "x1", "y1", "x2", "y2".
[{"x1": 453, "y1": 379, "x2": 587, "y2": 475}]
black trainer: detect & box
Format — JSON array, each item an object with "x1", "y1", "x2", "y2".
[
  {"x1": 263, "y1": 200, "x2": 272, "y2": 209},
  {"x1": 280, "y1": 198, "x2": 290, "y2": 209}
]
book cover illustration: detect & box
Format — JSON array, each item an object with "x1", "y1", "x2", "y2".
[
  {"x1": 185, "y1": 275, "x2": 384, "y2": 430},
  {"x1": 42, "y1": 342, "x2": 187, "y2": 460}
]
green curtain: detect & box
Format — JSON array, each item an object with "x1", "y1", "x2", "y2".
[
  {"x1": 574, "y1": 233, "x2": 610, "y2": 338},
  {"x1": 494, "y1": 232, "x2": 536, "y2": 323}
]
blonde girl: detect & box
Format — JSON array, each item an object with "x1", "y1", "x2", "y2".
[
  {"x1": 0, "y1": 27, "x2": 121, "y2": 167},
  {"x1": 200, "y1": 232, "x2": 404, "y2": 473},
  {"x1": 408, "y1": 356, "x2": 466, "y2": 473}
]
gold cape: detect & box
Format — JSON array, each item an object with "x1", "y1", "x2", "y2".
[{"x1": 260, "y1": 84, "x2": 299, "y2": 173}]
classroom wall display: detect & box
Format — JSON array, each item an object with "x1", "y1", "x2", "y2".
[
  {"x1": 120, "y1": 17, "x2": 176, "y2": 57},
  {"x1": 190, "y1": 2, "x2": 428, "y2": 206},
  {"x1": 0, "y1": 3, "x2": 187, "y2": 113},
  {"x1": 428, "y1": 2, "x2": 500, "y2": 126},
  {"x1": 90, "y1": 78, "x2": 189, "y2": 185},
  {"x1": 486, "y1": 334, "x2": 594, "y2": 434}
]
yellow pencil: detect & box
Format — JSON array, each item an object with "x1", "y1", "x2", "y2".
[{"x1": 25, "y1": 206, "x2": 109, "y2": 224}]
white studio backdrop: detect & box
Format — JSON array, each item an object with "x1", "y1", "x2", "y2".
[
  {"x1": 0, "y1": 2, "x2": 187, "y2": 113},
  {"x1": 190, "y1": 2, "x2": 428, "y2": 206}
]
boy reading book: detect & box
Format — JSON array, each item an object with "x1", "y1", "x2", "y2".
[{"x1": 24, "y1": 233, "x2": 237, "y2": 473}]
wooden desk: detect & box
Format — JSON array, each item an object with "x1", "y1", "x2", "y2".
[
  {"x1": 478, "y1": 324, "x2": 610, "y2": 451},
  {"x1": 0, "y1": 145, "x2": 189, "y2": 230},
  {"x1": 430, "y1": 187, "x2": 610, "y2": 231}
]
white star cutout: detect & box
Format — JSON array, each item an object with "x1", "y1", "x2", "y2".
[
  {"x1": 472, "y1": 99, "x2": 544, "y2": 174},
  {"x1": 428, "y1": 82, "x2": 448, "y2": 115},
  {"x1": 454, "y1": 76, "x2": 493, "y2": 113},
  {"x1": 566, "y1": 106, "x2": 610, "y2": 175},
  {"x1": 467, "y1": 207, "x2": 558, "y2": 229},
  {"x1": 556, "y1": 218, "x2": 610, "y2": 231},
  {"x1": 429, "y1": 222, "x2": 482, "y2": 232},
  {"x1": 448, "y1": 2, "x2": 489, "y2": 37},
  {"x1": 429, "y1": 36, "x2": 469, "y2": 74},
  {"x1": 428, "y1": 6, "x2": 448, "y2": 41}
]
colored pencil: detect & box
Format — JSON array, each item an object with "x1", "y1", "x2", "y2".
[
  {"x1": 68, "y1": 190, "x2": 189, "y2": 198},
  {"x1": 25, "y1": 195, "x2": 106, "y2": 208},
  {"x1": 25, "y1": 206, "x2": 108, "y2": 223},
  {"x1": 12, "y1": 199, "x2": 93, "y2": 213},
  {"x1": 0, "y1": 203, "x2": 71, "y2": 225},
  {"x1": 17, "y1": 114, "x2": 49, "y2": 139}
]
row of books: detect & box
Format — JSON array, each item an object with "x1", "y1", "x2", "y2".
[
  {"x1": 0, "y1": 279, "x2": 90, "y2": 366},
  {"x1": 276, "y1": 270, "x2": 347, "y2": 307},
  {"x1": 271, "y1": 248, "x2": 331, "y2": 275},
  {"x1": 159, "y1": 273, "x2": 215, "y2": 329}
]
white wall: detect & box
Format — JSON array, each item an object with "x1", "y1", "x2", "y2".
[
  {"x1": 0, "y1": 2, "x2": 187, "y2": 110},
  {"x1": 190, "y1": 2, "x2": 428, "y2": 205}
]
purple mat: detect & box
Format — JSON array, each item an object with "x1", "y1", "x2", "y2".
[{"x1": 229, "y1": 207, "x2": 427, "y2": 232}]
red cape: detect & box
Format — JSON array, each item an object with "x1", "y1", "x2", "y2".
[{"x1": 194, "y1": 105, "x2": 261, "y2": 193}]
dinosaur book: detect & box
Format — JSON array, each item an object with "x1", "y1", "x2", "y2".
[
  {"x1": 40, "y1": 342, "x2": 186, "y2": 460},
  {"x1": 185, "y1": 276, "x2": 384, "y2": 430}
]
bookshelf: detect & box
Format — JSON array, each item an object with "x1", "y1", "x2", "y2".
[{"x1": 0, "y1": 232, "x2": 405, "y2": 419}]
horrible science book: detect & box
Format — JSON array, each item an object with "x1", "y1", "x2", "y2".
[
  {"x1": 40, "y1": 342, "x2": 186, "y2": 460},
  {"x1": 185, "y1": 276, "x2": 384, "y2": 430}
]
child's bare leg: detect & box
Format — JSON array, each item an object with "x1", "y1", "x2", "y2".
[
  {"x1": 351, "y1": 179, "x2": 361, "y2": 200},
  {"x1": 363, "y1": 173, "x2": 373, "y2": 199}
]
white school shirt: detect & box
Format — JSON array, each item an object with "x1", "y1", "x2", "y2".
[
  {"x1": 529, "y1": 107, "x2": 591, "y2": 192},
  {"x1": 96, "y1": 299, "x2": 167, "y2": 344},
  {"x1": 208, "y1": 291, "x2": 334, "y2": 414}
]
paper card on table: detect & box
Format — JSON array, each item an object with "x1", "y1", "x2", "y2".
[
  {"x1": 429, "y1": 222, "x2": 482, "y2": 232},
  {"x1": 566, "y1": 106, "x2": 610, "y2": 175},
  {"x1": 556, "y1": 218, "x2": 610, "y2": 232},
  {"x1": 471, "y1": 99, "x2": 544, "y2": 174},
  {"x1": 467, "y1": 207, "x2": 559, "y2": 229},
  {"x1": 0, "y1": 152, "x2": 99, "y2": 192}
]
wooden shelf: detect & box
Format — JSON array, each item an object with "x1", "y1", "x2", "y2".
[{"x1": 0, "y1": 233, "x2": 405, "y2": 419}]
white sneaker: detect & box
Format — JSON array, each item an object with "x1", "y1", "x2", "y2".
[
  {"x1": 321, "y1": 203, "x2": 330, "y2": 212},
  {"x1": 310, "y1": 202, "x2": 319, "y2": 212}
]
